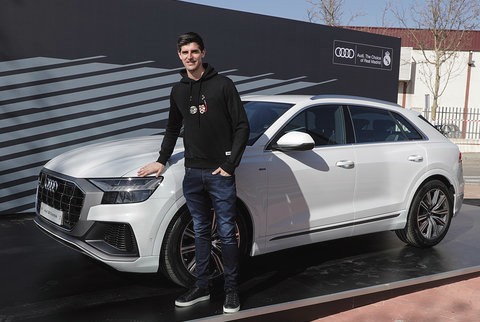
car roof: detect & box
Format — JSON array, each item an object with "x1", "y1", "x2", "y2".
[
  {"x1": 241, "y1": 95, "x2": 312, "y2": 104},
  {"x1": 241, "y1": 94, "x2": 401, "y2": 110}
]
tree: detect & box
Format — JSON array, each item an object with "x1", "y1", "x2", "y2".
[
  {"x1": 389, "y1": 0, "x2": 480, "y2": 121},
  {"x1": 306, "y1": 0, "x2": 362, "y2": 26}
]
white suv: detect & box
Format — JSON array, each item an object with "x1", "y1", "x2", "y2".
[{"x1": 34, "y1": 95, "x2": 464, "y2": 287}]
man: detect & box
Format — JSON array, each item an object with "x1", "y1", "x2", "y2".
[{"x1": 137, "y1": 32, "x2": 249, "y2": 314}]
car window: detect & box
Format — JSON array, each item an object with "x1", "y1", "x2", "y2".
[
  {"x1": 349, "y1": 105, "x2": 423, "y2": 143},
  {"x1": 243, "y1": 101, "x2": 292, "y2": 145},
  {"x1": 275, "y1": 105, "x2": 346, "y2": 146},
  {"x1": 392, "y1": 113, "x2": 424, "y2": 140}
]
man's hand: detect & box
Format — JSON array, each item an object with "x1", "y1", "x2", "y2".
[
  {"x1": 212, "y1": 167, "x2": 231, "y2": 176},
  {"x1": 137, "y1": 162, "x2": 164, "y2": 177}
]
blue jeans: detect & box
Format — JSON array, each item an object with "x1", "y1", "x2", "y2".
[{"x1": 182, "y1": 167, "x2": 239, "y2": 291}]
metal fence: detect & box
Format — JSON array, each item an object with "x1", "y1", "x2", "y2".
[{"x1": 430, "y1": 106, "x2": 480, "y2": 139}]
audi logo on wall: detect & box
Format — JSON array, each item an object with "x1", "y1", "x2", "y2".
[
  {"x1": 334, "y1": 47, "x2": 355, "y2": 59},
  {"x1": 45, "y1": 178, "x2": 59, "y2": 193},
  {"x1": 333, "y1": 40, "x2": 393, "y2": 71}
]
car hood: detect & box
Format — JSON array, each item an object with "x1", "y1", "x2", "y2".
[{"x1": 44, "y1": 136, "x2": 185, "y2": 178}]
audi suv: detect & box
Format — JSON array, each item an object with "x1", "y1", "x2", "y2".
[{"x1": 34, "y1": 95, "x2": 464, "y2": 287}]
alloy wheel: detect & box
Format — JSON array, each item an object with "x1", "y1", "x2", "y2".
[{"x1": 416, "y1": 188, "x2": 450, "y2": 240}]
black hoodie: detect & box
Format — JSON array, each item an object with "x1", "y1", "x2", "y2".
[{"x1": 157, "y1": 64, "x2": 250, "y2": 175}]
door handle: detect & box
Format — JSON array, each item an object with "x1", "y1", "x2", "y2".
[
  {"x1": 408, "y1": 155, "x2": 424, "y2": 162},
  {"x1": 336, "y1": 160, "x2": 355, "y2": 169}
]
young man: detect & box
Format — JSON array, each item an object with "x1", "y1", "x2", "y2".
[{"x1": 137, "y1": 32, "x2": 249, "y2": 314}]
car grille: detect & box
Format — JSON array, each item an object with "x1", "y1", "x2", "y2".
[
  {"x1": 36, "y1": 172, "x2": 85, "y2": 230},
  {"x1": 104, "y1": 223, "x2": 138, "y2": 253}
]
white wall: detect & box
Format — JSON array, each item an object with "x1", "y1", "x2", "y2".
[{"x1": 398, "y1": 49, "x2": 479, "y2": 111}]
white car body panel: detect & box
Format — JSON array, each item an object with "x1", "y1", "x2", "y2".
[
  {"x1": 264, "y1": 146, "x2": 355, "y2": 246},
  {"x1": 44, "y1": 136, "x2": 167, "y2": 178},
  {"x1": 353, "y1": 141, "x2": 427, "y2": 220}
]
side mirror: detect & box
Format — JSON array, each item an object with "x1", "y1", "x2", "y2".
[{"x1": 271, "y1": 131, "x2": 315, "y2": 151}]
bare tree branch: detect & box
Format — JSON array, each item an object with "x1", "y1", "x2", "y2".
[
  {"x1": 390, "y1": 0, "x2": 480, "y2": 121},
  {"x1": 306, "y1": 0, "x2": 363, "y2": 26}
]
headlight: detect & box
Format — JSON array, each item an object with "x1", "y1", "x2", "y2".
[{"x1": 89, "y1": 177, "x2": 163, "y2": 204}]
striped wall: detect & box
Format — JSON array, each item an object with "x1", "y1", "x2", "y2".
[{"x1": 0, "y1": 56, "x2": 324, "y2": 214}]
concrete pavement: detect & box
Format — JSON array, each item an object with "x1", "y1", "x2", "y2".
[{"x1": 312, "y1": 273, "x2": 480, "y2": 322}]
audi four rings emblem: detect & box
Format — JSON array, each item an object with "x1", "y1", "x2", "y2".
[
  {"x1": 45, "y1": 178, "x2": 58, "y2": 192},
  {"x1": 335, "y1": 47, "x2": 355, "y2": 59}
]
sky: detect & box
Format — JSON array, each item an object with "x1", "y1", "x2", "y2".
[{"x1": 180, "y1": 0, "x2": 413, "y2": 27}]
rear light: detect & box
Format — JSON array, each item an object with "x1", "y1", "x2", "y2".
[{"x1": 459, "y1": 151, "x2": 462, "y2": 163}]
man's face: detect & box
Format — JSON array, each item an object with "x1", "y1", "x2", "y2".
[{"x1": 178, "y1": 42, "x2": 205, "y2": 74}]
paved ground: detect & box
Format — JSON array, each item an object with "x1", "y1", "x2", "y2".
[
  {"x1": 313, "y1": 273, "x2": 480, "y2": 322},
  {"x1": 312, "y1": 181, "x2": 480, "y2": 322}
]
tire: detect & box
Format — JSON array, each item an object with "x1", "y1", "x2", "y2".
[
  {"x1": 395, "y1": 180, "x2": 453, "y2": 248},
  {"x1": 159, "y1": 206, "x2": 249, "y2": 287}
]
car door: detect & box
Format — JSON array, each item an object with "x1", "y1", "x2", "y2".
[
  {"x1": 349, "y1": 105, "x2": 428, "y2": 227},
  {"x1": 264, "y1": 104, "x2": 356, "y2": 248}
]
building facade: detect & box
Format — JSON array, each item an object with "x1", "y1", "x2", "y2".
[{"x1": 351, "y1": 27, "x2": 480, "y2": 146}]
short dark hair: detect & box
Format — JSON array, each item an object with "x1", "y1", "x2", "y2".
[{"x1": 177, "y1": 32, "x2": 205, "y2": 52}]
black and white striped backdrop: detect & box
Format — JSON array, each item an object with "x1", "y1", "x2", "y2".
[{"x1": 0, "y1": 0, "x2": 400, "y2": 214}]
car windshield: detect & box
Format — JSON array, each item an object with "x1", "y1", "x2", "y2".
[{"x1": 244, "y1": 101, "x2": 292, "y2": 145}]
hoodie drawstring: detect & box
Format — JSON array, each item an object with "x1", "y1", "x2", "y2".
[{"x1": 189, "y1": 79, "x2": 204, "y2": 127}]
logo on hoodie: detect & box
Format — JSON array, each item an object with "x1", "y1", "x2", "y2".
[{"x1": 189, "y1": 94, "x2": 208, "y2": 114}]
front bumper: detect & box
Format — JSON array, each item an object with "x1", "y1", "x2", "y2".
[
  {"x1": 34, "y1": 169, "x2": 171, "y2": 273},
  {"x1": 34, "y1": 216, "x2": 159, "y2": 272}
]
